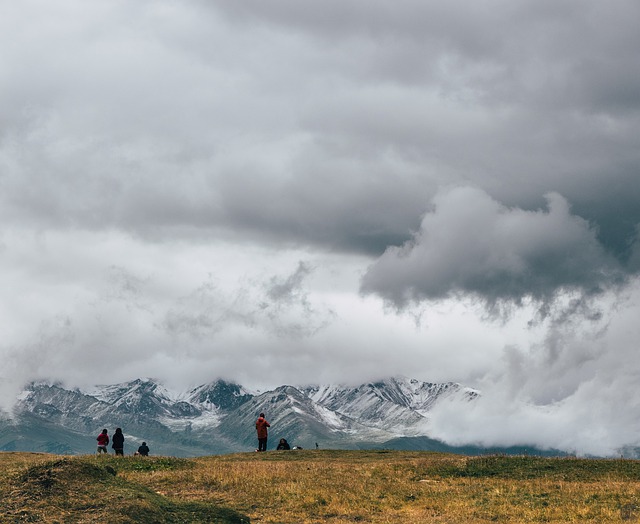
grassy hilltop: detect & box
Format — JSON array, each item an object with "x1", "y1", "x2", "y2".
[{"x1": 1, "y1": 450, "x2": 640, "y2": 523}]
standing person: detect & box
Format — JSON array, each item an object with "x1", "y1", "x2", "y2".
[
  {"x1": 96, "y1": 429, "x2": 109, "y2": 454},
  {"x1": 112, "y1": 427, "x2": 125, "y2": 456},
  {"x1": 255, "y1": 413, "x2": 270, "y2": 452}
]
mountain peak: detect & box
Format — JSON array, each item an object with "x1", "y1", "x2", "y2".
[
  {"x1": 188, "y1": 379, "x2": 252, "y2": 411},
  {"x1": 8, "y1": 376, "x2": 481, "y2": 456}
]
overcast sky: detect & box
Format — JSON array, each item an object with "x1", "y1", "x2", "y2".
[{"x1": 2, "y1": 0, "x2": 640, "y2": 456}]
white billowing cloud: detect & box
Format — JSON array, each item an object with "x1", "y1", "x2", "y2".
[
  {"x1": 426, "y1": 279, "x2": 640, "y2": 456},
  {"x1": 362, "y1": 187, "x2": 624, "y2": 310},
  {"x1": 2, "y1": 227, "x2": 639, "y2": 458},
  {"x1": 0, "y1": 226, "x2": 516, "y2": 407},
  {"x1": 0, "y1": 230, "x2": 295, "y2": 403}
]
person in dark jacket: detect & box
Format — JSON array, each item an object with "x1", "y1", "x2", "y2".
[
  {"x1": 255, "y1": 413, "x2": 270, "y2": 452},
  {"x1": 137, "y1": 442, "x2": 150, "y2": 456},
  {"x1": 276, "y1": 438, "x2": 290, "y2": 450},
  {"x1": 96, "y1": 429, "x2": 109, "y2": 454},
  {"x1": 112, "y1": 427, "x2": 125, "y2": 456}
]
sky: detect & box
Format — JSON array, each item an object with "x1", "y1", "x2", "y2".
[{"x1": 1, "y1": 0, "x2": 640, "y2": 456}]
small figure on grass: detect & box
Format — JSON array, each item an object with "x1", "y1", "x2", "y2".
[
  {"x1": 96, "y1": 429, "x2": 109, "y2": 454},
  {"x1": 136, "y1": 442, "x2": 150, "y2": 456},
  {"x1": 276, "y1": 438, "x2": 291, "y2": 450},
  {"x1": 112, "y1": 427, "x2": 125, "y2": 456}
]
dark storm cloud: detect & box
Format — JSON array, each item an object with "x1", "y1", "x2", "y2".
[
  {"x1": 361, "y1": 187, "x2": 625, "y2": 309},
  {"x1": 215, "y1": 0, "x2": 640, "y2": 261},
  {"x1": 2, "y1": 0, "x2": 639, "y2": 265}
]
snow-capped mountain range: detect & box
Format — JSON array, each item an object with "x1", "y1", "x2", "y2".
[{"x1": 2, "y1": 377, "x2": 480, "y2": 456}]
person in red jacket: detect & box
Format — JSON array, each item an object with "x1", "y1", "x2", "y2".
[
  {"x1": 96, "y1": 429, "x2": 109, "y2": 454},
  {"x1": 255, "y1": 413, "x2": 270, "y2": 452}
]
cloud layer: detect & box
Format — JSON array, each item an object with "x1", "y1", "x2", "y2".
[
  {"x1": 1, "y1": 0, "x2": 640, "y2": 455},
  {"x1": 427, "y1": 278, "x2": 640, "y2": 456}
]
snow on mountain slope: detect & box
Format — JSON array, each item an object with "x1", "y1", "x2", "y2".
[
  {"x1": 8, "y1": 376, "x2": 480, "y2": 454},
  {"x1": 223, "y1": 385, "x2": 396, "y2": 449},
  {"x1": 88, "y1": 378, "x2": 226, "y2": 431},
  {"x1": 302, "y1": 377, "x2": 478, "y2": 434},
  {"x1": 88, "y1": 379, "x2": 195, "y2": 417},
  {"x1": 187, "y1": 380, "x2": 254, "y2": 411}
]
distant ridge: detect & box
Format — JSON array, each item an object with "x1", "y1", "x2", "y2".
[{"x1": 0, "y1": 376, "x2": 559, "y2": 457}]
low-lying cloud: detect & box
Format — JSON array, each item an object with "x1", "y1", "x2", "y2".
[{"x1": 426, "y1": 278, "x2": 640, "y2": 456}]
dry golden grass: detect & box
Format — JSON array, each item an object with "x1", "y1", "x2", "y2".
[
  {"x1": 121, "y1": 450, "x2": 640, "y2": 523},
  {"x1": 0, "y1": 453, "x2": 246, "y2": 523},
  {"x1": 2, "y1": 450, "x2": 640, "y2": 523}
]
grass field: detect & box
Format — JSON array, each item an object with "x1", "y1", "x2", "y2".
[{"x1": 2, "y1": 450, "x2": 640, "y2": 523}]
